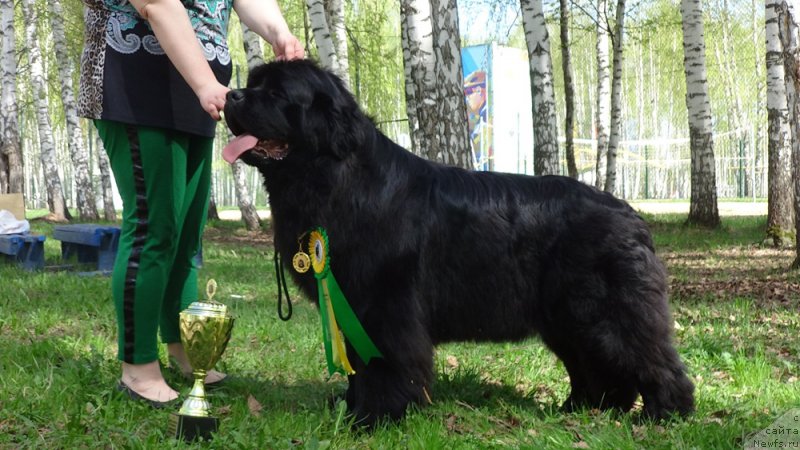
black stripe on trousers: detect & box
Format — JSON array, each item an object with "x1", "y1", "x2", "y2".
[{"x1": 122, "y1": 126, "x2": 150, "y2": 363}]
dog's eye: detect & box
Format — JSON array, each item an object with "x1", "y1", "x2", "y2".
[{"x1": 268, "y1": 89, "x2": 281, "y2": 98}]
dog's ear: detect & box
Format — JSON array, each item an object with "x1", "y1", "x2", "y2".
[{"x1": 306, "y1": 91, "x2": 361, "y2": 160}]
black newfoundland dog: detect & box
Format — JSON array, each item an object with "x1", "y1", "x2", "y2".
[{"x1": 223, "y1": 60, "x2": 694, "y2": 426}]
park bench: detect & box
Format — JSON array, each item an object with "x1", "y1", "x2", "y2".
[
  {"x1": 0, "y1": 233, "x2": 46, "y2": 270},
  {"x1": 53, "y1": 224, "x2": 121, "y2": 272}
]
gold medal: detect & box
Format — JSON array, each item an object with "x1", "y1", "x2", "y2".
[{"x1": 292, "y1": 251, "x2": 311, "y2": 273}]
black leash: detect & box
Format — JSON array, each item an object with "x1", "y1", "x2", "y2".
[{"x1": 274, "y1": 249, "x2": 293, "y2": 321}]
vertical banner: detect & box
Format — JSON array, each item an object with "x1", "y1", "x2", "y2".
[{"x1": 462, "y1": 45, "x2": 493, "y2": 171}]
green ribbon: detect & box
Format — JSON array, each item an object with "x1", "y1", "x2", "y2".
[{"x1": 310, "y1": 228, "x2": 383, "y2": 376}]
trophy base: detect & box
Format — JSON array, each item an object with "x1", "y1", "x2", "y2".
[{"x1": 170, "y1": 413, "x2": 219, "y2": 441}]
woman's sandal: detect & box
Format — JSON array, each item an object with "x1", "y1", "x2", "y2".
[{"x1": 115, "y1": 380, "x2": 179, "y2": 409}]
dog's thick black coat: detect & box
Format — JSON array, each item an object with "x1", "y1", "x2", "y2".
[{"x1": 224, "y1": 60, "x2": 694, "y2": 426}]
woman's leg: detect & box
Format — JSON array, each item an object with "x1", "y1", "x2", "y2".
[
  {"x1": 158, "y1": 133, "x2": 211, "y2": 343},
  {"x1": 157, "y1": 133, "x2": 226, "y2": 382},
  {"x1": 96, "y1": 120, "x2": 191, "y2": 401}
]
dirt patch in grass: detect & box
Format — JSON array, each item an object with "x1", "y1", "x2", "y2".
[
  {"x1": 204, "y1": 225, "x2": 274, "y2": 246},
  {"x1": 664, "y1": 246, "x2": 800, "y2": 306}
]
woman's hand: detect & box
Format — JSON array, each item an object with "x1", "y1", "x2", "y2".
[
  {"x1": 272, "y1": 32, "x2": 304, "y2": 61},
  {"x1": 196, "y1": 81, "x2": 230, "y2": 120}
]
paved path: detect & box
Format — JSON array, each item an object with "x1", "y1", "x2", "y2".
[{"x1": 629, "y1": 201, "x2": 766, "y2": 216}]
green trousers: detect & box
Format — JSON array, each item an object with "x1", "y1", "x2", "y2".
[{"x1": 95, "y1": 120, "x2": 213, "y2": 364}]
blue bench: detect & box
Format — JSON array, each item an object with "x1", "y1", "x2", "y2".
[
  {"x1": 53, "y1": 224, "x2": 121, "y2": 272},
  {"x1": 0, "y1": 233, "x2": 46, "y2": 270}
]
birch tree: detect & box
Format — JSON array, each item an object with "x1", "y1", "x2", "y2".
[
  {"x1": 50, "y1": 0, "x2": 99, "y2": 220},
  {"x1": 0, "y1": 0, "x2": 22, "y2": 195},
  {"x1": 327, "y1": 0, "x2": 350, "y2": 87},
  {"x1": 777, "y1": 0, "x2": 800, "y2": 267},
  {"x1": 594, "y1": 0, "x2": 611, "y2": 188},
  {"x1": 767, "y1": 0, "x2": 795, "y2": 246},
  {"x1": 22, "y1": 0, "x2": 68, "y2": 222},
  {"x1": 430, "y1": 0, "x2": 471, "y2": 168},
  {"x1": 401, "y1": 0, "x2": 437, "y2": 158},
  {"x1": 681, "y1": 0, "x2": 720, "y2": 228},
  {"x1": 604, "y1": 0, "x2": 626, "y2": 194},
  {"x1": 232, "y1": 24, "x2": 266, "y2": 231},
  {"x1": 521, "y1": 0, "x2": 560, "y2": 175},
  {"x1": 560, "y1": 0, "x2": 578, "y2": 178},
  {"x1": 306, "y1": 0, "x2": 350, "y2": 87},
  {"x1": 94, "y1": 135, "x2": 117, "y2": 221}
]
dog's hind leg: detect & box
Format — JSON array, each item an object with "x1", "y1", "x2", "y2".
[
  {"x1": 537, "y1": 242, "x2": 693, "y2": 418},
  {"x1": 543, "y1": 332, "x2": 638, "y2": 413},
  {"x1": 634, "y1": 342, "x2": 695, "y2": 420}
]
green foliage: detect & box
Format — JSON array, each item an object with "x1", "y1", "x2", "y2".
[{"x1": 1, "y1": 214, "x2": 798, "y2": 448}]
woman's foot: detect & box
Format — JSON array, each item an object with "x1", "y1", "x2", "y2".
[
  {"x1": 167, "y1": 342, "x2": 227, "y2": 385},
  {"x1": 119, "y1": 360, "x2": 179, "y2": 404}
]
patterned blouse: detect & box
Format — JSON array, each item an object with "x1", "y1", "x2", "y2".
[{"x1": 78, "y1": 0, "x2": 234, "y2": 138}]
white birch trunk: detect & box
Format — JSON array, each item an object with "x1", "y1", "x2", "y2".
[
  {"x1": 327, "y1": 0, "x2": 350, "y2": 87},
  {"x1": 766, "y1": 0, "x2": 795, "y2": 245},
  {"x1": 430, "y1": 0, "x2": 471, "y2": 169},
  {"x1": 604, "y1": 0, "x2": 626, "y2": 194},
  {"x1": 681, "y1": 0, "x2": 720, "y2": 227},
  {"x1": 521, "y1": 0, "x2": 559, "y2": 175},
  {"x1": 594, "y1": 0, "x2": 611, "y2": 188},
  {"x1": 51, "y1": 0, "x2": 99, "y2": 220},
  {"x1": 777, "y1": 0, "x2": 800, "y2": 266},
  {"x1": 0, "y1": 0, "x2": 22, "y2": 195},
  {"x1": 234, "y1": 24, "x2": 265, "y2": 231},
  {"x1": 23, "y1": 0, "x2": 68, "y2": 222},
  {"x1": 400, "y1": 0, "x2": 437, "y2": 160},
  {"x1": 306, "y1": 0, "x2": 349, "y2": 88},
  {"x1": 94, "y1": 135, "x2": 117, "y2": 221},
  {"x1": 242, "y1": 24, "x2": 263, "y2": 71}
]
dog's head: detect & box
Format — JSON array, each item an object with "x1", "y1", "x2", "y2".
[{"x1": 223, "y1": 60, "x2": 366, "y2": 168}]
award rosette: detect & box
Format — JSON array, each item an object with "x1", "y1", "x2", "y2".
[
  {"x1": 306, "y1": 228, "x2": 382, "y2": 376},
  {"x1": 169, "y1": 280, "x2": 234, "y2": 442}
]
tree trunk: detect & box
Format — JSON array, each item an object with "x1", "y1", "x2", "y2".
[
  {"x1": 604, "y1": 0, "x2": 626, "y2": 194},
  {"x1": 50, "y1": 0, "x2": 99, "y2": 220},
  {"x1": 430, "y1": 0, "x2": 471, "y2": 169},
  {"x1": 208, "y1": 187, "x2": 220, "y2": 221},
  {"x1": 22, "y1": 0, "x2": 68, "y2": 222},
  {"x1": 559, "y1": 0, "x2": 578, "y2": 179},
  {"x1": 94, "y1": 135, "x2": 117, "y2": 221},
  {"x1": 0, "y1": 0, "x2": 22, "y2": 195},
  {"x1": 232, "y1": 158, "x2": 261, "y2": 231},
  {"x1": 521, "y1": 0, "x2": 559, "y2": 176},
  {"x1": 399, "y1": 2, "x2": 419, "y2": 156},
  {"x1": 767, "y1": 0, "x2": 795, "y2": 246},
  {"x1": 327, "y1": 0, "x2": 350, "y2": 87},
  {"x1": 233, "y1": 24, "x2": 265, "y2": 231},
  {"x1": 778, "y1": 1, "x2": 800, "y2": 268},
  {"x1": 681, "y1": 0, "x2": 720, "y2": 228},
  {"x1": 306, "y1": 0, "x2": 349, "y2": 87},
  {"x1": 400, "y1": 0, "x2": 437, "y2": 159},
  {"x1": 753, "y1": 0, "x2": 766, "y2": 199},
  {"x1": 594, "y1": 0, "x2": 611, "y2": 188}
]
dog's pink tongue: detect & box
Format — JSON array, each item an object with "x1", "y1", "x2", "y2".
[{"x1": 223, "y1": 134, "x2": 259, "y2": 163}]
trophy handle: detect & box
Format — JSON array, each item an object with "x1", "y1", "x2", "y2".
[{"x1": 206, "y1": 279, "x2": 218, "y2": 303}]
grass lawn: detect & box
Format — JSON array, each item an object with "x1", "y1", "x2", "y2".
[{"x1": 1, "y1": 214, "x2": 798, "y2": 449}]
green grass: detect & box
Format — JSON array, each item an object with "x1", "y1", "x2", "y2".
[{"x1": 1, "y1": 215, "x2": 799, "y2": 449}]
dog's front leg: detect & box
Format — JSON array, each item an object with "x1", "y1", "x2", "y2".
[{"x1": 344, "y1": 328, "x2": 434, "y2": 428}]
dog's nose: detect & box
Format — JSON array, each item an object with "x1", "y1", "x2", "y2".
[{"x1": 227, "y1": 90, "x2": 245, "y2": 103}]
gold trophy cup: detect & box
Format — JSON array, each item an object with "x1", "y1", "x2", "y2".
[{"x1": 169, "y1": 280, "x2": 234, "y2": 441}]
